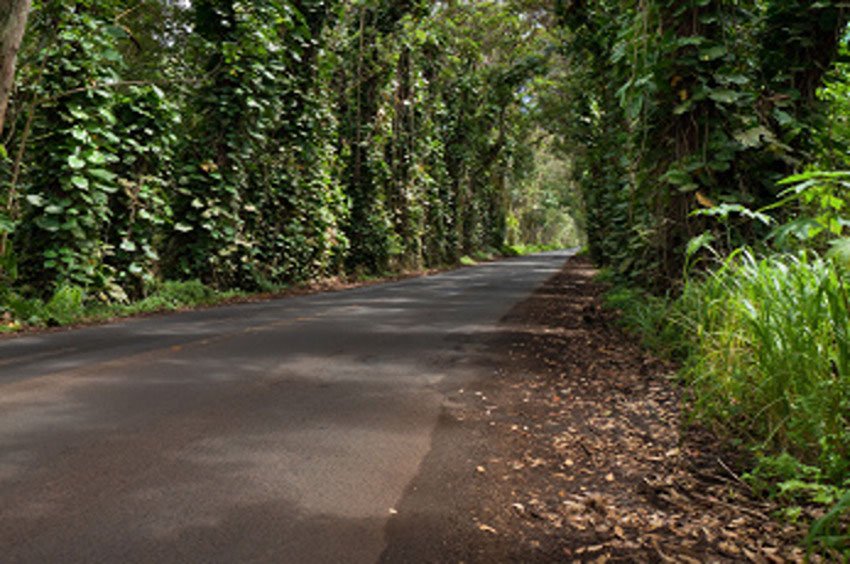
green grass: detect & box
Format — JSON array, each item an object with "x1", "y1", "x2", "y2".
[
  {"x1": 0, "y1": 280, "x2": 246, "y2": 330},
  {"x1": 501, "y1": 243, "x2": 563, "y2": 256},
  {"x1": 0, "y1": 247, "x2": 527, "y2": 332},
  {"x1": 675, "y1": 251, "x2": 849, "y2": 482},
  {"x1": 601, "y1": 250, "x2": 850, "y2": 556}
]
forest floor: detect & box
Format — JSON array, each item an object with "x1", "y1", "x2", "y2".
[{"x1": 383, "y1": 255, "x2": 810, "y2": 563}]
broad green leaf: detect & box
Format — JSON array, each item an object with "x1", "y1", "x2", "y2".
[
  {"x1": 708, "y1": 89, "x2": 741, "y2": 104},
  {"x1": 26, "y1": 194, "x2": 45, "y2": 207},
  {"x1": 71, "y1": 176, "x2": 89, "y2": 190},
  {"x1": 68, "y1": 155, "x2": 86, "y2": 170}
]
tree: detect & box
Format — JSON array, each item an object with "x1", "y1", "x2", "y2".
[{"x1": 0, "y1": 0, "x2": 30, "y2": 136}]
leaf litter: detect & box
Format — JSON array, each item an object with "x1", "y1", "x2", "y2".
[{"x1": 449, "y1": 256, "x2": 813, "y2": 563}]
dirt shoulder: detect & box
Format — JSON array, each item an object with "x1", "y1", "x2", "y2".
[{"x1": 382, "y1": 255, "x2": 806, "y2": 563}]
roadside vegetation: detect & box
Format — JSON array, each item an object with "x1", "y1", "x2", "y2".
[
  {"x1": 563, "y1": 3, "x2": 850, "y2": 555},
  {"x1": 0, "y1": 2, "x2": 582, "y2": 333},
  {"x1": 0, "y1": 0, "x2": 848, "y2": 557}
]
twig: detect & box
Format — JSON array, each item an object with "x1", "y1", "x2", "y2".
[
  {"x1": 115, "y1": 3, "x2": 143, "y2": 22},
  {"x1": 716, "y1": 456, "x2": 753, "y2": 493},
  {"x1": 688, "y1": 489, "x2": 771, "y2": 522}
]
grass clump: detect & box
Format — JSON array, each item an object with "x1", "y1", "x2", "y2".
[
  {"x1": 602, "y1": 249, "x2": 850, "y2": 556},
  {"x1": 121, "y1": 280, "x2": 220, "y2": 314},
  {"x1": 675, "y1": 251, "x2": 849, "y2": 483}
]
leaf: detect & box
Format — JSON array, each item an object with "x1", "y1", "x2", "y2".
[
  {"x1": 692, "y1": 203, "x2": 774, "y2": 225},
  {"x1": 660, "y1": 168, "x2": 692, "y2": 186},
  {"x1": 700, "y1": 45, "x2": 727, "y2": 61},
  {"x1": 88, "y1": 169, "x2": 117, "y2": 182},
  {"x1": 769, "y1": 218, "x2": 823, "y2": 244},
  {"x1": 478, "y1": 524, "x2": 497, "y2": 534},
  {"x1": 86, "y1": 151, "x2": 107, "y2": 165},
  {"x1": 708, "y1": 89, "x2": 742, "y2": 104},
  {"x1": 68, "y1": 155, "x2": 86, "y2": 170},
  {"x1": 806, "y1": 490, "x2": 850, "y2": 553},
  {"x1": 104, "y1": 25, "x2": 128, "y2": 39},
  {"x1": 103, "y1": 49, "x2": 122, "y2": 63},
  {"x1": 0, "y1": 214, "x2": 14, "y2": 234},
  {"x1": 26, "y1": 194, "x2": 45, "y2": 207},
  {"x1": 827, "y1": 238, "x2": 850, "y2": 268},
  {"x1": 70, "y1": 176, "x2": 89, "y2": 190},
  {"x1": 696, "y1": 192, "x2": 715, "y2": 208},
  {"x1": 686, "y1": 232, "x2": 716, "y2": 258},
  {"x1": 735, "y1": 126, "x2": 775, "y2": 149},
  {"x1": 174, "y1": 222, "x2": 194, "y2": 233}
]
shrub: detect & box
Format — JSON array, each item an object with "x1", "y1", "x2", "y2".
[{"x1": 44, "y1": 285, "x2": 86, "y2": 325}]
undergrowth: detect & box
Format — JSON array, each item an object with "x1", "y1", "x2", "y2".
[
  {"x1": 0, "y1": 280, "x2": 244, "y2": 331},
  {"x1": 0, "y1": 248, "x2": 565, "y2": 333},
  {"x1": 601, "y1": 250, "x2": 850, "y2": 558}
]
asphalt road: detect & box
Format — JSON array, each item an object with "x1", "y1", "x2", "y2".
[{"x1": 0, "y1": 251, "x2": 573, "y2": 563}]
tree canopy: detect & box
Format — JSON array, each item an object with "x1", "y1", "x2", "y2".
[{"x1": 0, "y1": 0, "x2": 846, "y2": 299}]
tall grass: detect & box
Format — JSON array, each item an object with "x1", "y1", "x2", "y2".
[
  {"x1": 605, "y1": 249, "x2": 850, "y2": 554},
  {"x1": 674, "y1": 250, "x2": 849, "y2": 481}
]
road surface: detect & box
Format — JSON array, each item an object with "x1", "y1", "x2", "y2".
[{"x1": 0, "y1": 251, "x2": 572, "y2": 563}]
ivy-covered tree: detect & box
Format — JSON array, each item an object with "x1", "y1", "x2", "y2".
[{"x1": 553, "y1": 0, "x2": 849, "y2": 287}]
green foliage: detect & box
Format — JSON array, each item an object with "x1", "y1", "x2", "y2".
[
  {"x1": 551, "y1": 0, "x2": 847, "y2": 287},
  {"x1": 146, "y1": 279, "x2": 216, "y2": 307},
  {"x1": 507, "y1": 135, "x2": 584, "y2": 250},
  {"x1": 602, "y1": 285, "x2": 679, "y2": 355},
  {"x1": 605, "y1": 248, "x2": 850, "y2": 555},
  {"x1": 333, "y1": 1, "x2": 552, "y2": 274},
  {"x1": 807, "y1": 489, "x2": 850, "y2": 560},
  {"x1": 671, "y1": 251, "x2": 850, "y2": 482},
  {"x1": 17, "y1": 3, "x2": 128, "y2": 294},
  {"x1": 108, "y1": 85, "x2": 178, "y2": 297},
  {"x1": 44, "y1": 285, "x2": 86, "y2": 325},
  {"x1": 769, "y1": 170, "x2": 850, "y2": 248},
  {"x1": 0, "y1": 284, "x2": 85, "y2": 326},
  {"x1": 0, "y1": 0, "x2": 575, "y2": 329}
]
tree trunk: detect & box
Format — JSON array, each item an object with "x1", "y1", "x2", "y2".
[{"x1": 0, "y1": 0, "x2": 30, "y2": 137}]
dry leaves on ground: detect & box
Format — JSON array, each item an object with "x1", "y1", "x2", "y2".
[{"x1": 454, "y1": 256, "x2": 812, "y2": 563}]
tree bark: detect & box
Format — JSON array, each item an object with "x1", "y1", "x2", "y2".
[{"x1": 0, "y1": 0, "x2": 30, "y2": 137}]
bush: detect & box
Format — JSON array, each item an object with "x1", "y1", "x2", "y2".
[
  {"x1": 123, "y1": 280, "x2": 218, "y2": 314},
  {"x1": 1, "y1": 291, "x2": 47, "y2": 326},
  {"x1": 45, "y1": 285, "x2": 86, "y2": 325}
]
